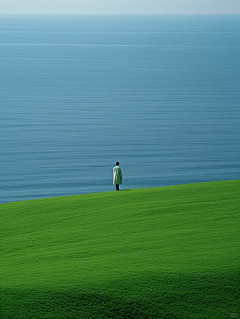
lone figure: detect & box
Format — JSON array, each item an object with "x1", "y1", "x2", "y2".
[{"x1": 113, "y1": 161, "x2": 122, "y2": 191}]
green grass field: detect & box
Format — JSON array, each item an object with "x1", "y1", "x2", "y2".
[{"x1": 1, "y1": 180, "x2": 240, "y2": 319}]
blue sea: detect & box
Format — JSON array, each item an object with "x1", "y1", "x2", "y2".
[{"x1": 0, "y1": 15, "x2": 239, "y2": 203}]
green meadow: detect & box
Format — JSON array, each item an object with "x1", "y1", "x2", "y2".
[{"x1": 1, "y1": 180, "x2": 239, "y2": 319}]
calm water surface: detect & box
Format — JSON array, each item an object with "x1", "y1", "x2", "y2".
[{"x1": 0, "y1": 15, "x2": 239, "y2": 203}]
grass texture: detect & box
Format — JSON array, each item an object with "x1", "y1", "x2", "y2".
[{"x1": 1, "y1": 180, "x2": 240, "y2": 318}]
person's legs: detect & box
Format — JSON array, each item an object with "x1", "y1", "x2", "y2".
[{"x1": 116, "y1": 184, "x2": 119, "y2": 191}]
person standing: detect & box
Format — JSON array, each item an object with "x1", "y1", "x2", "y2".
[{"x1": 113, "y1": 161, "x2": 122, "y2": 191}]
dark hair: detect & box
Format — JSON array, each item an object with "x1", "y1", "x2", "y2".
[{"x1": 116, "y1": 161, "x2": 119, "y2": 166}]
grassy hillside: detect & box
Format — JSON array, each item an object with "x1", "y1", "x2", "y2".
[{"x1": 1, "y1": 180, "x2": 240, "y2": 319}]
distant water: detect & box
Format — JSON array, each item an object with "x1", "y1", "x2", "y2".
[{"x1": 0, "y1": 15, "x2": 239, "y2": 203}]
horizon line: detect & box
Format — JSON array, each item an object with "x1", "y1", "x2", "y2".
[{"x1": 0, "y1": 13, "x2": 240, "y2": 16}]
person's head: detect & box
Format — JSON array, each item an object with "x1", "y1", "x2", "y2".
[{"x1": 116, "y1": 161, "x2": 119, "y2": 166}]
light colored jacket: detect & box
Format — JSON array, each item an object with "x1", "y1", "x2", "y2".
[{"x1": 113, "y1": 166, "x2": 122, "y2": 185}]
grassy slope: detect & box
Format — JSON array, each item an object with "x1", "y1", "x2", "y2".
[{"x1": 1, "y1": 180, "x2": 240, "y2": 319}]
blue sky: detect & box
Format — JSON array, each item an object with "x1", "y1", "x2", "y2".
[{"x1": 0, "y1": 0, "x2": 240, "y2": 15}]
